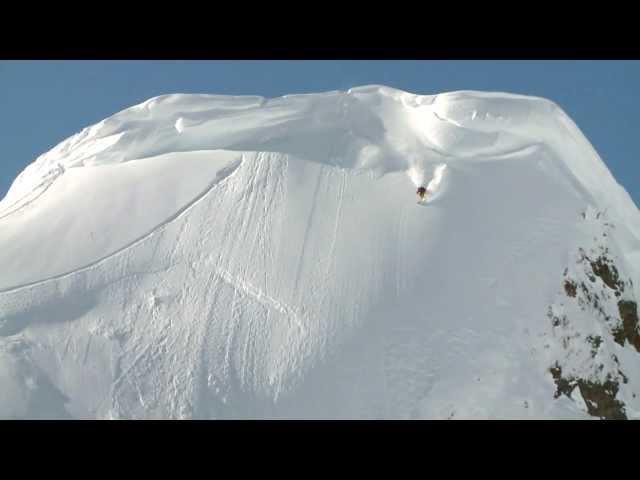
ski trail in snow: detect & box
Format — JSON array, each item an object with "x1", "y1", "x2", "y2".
[
  {"x1": 193, "y1": 156, "x2": 282, "y2": 415},
  {"x1": 82, "y1": 335, "x2": 92, "y2": 366},
  {"x1": 0, "y1": 167, "x2": 65, "y2": 221},
  {"x1": 98, "y1": 342, "x2": 152, "y2": 416},
  {"x1": 396, "y1": 205, "x2": 409, "y2": 299},
  {"x1": 292, "y1": 166, "x2": 324, "y2": 298},
  {"x1": 432, "y1": 110, "x2": 463, "y2": 127},
  {"x1": 325, "y1": 169, "x2": 346, "y2": 279},
  {"x1": 214, "y1": 267, "x2": 304, "y2": 331},
  {"x1": 0, "y1": 157, "x2": 243, "y2": 295},
  {"x1": 62, "y1": 333, "x2": 72, "y2": 360}
]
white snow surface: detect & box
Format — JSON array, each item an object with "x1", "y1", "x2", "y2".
[{"x1": 1, "y1": 85, "x2": 639, "y2": 419}]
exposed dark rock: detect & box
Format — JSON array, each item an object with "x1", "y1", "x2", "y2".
[
  {"x1": 612, "y1": 300, "x2": 640, "y2": 352},
  {"x1": 564, "y1": 280, "x2": 577, "y2": 297},
  {"x1": 586, "y1": 335, "x2": 602, "y2": 358},
  {"x1": 549, "y1": 363, "x2": 626, "y2": 420}
]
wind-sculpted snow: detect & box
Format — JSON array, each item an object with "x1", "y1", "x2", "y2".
[
  {"x1": 1, "y1": 85, "x2": 639, "y2": 419},
  {"x1": 0, "y1": 150, "x2": 242, "y2": 290}
]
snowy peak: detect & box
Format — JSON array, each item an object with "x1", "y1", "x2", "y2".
[
  {"x1": 1, "y1": 86, "x2": 639, "y2": 419},
  {"x1": 3, "y1": 87, "x2": 633, "y2": 209}
]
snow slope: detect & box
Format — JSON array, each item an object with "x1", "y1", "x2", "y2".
[{"x1": 1, "y1": 85, "x2": 639, "y2": 419}]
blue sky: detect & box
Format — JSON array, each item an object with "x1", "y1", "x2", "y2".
[{"x1": 1, "y1": 60, "x2": 639, "y2": 206}]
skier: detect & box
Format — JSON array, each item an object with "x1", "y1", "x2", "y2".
[{"x1": 416, "y1": 186, "x2": 427, "y2": 202}]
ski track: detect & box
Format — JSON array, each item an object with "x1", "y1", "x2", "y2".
[
  {"x1": 196, "y1": 152, "x2": 290, "y2": 416},
  {"x1": 213, "y1": 266, "x2": 302, "y2": 329},
  {"x1": 82, "y1": 335, "x2": 92, "y2": 366},
  {"x1": 325, "y1": 169, "x2": 346, "y2": 280},
  {"x1": 0, "y1": 166, "x2": 66, "y2": 221},
  {"x1": 396, "y1": 203, "x2": 410, "y2": 300},
  {"x1": 292, "y1": 166, "x2": 324, "y2": 303}
]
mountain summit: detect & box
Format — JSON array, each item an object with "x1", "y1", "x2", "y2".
[{"x1": 1, "y1": 85, "x2": 639, "y2": 419}]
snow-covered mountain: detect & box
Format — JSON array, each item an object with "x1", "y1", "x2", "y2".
[{"x1": 1, "y1": 85, "x2": 639, "y2": 419}]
